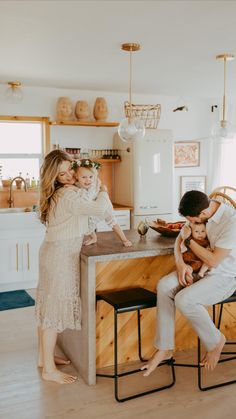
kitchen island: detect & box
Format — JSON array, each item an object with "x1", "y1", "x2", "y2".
[
  {"x1": 58, "y1": 228, "x2": 177, "y2": 385},
  {"x1": 58, "y1": 228, "x2": 236, "y2": 385}
]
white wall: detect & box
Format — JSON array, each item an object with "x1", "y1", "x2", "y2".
[{"x1": 0, "y1": 84, "x2": 215, "y2": 215}]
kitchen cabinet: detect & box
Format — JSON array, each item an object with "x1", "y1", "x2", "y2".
[
  {"x1": 96, "y1": 209, "x2": 130, "y2": 232},
  {"x1": 0, "y1": 219, "x2": 45, "y2": 292}
]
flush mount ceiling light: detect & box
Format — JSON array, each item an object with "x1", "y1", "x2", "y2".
[
  {"x1": 5, "y1": 81, "x2": 23, "y2": 103},
  {"x1": 118, "y1": 43, "x2": 145, "y2": 142},
  {"x1": 211, "y1": 54, "x2": 236, "y2": 141}
]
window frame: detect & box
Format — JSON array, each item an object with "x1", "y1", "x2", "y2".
[{"x1": 0, "y1": 115, "x2": 50, "y2": 179}]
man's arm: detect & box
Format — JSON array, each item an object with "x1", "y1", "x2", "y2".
[
  {"x1": 187, "y1": 240, "x2": 230, "y2": 268},
  {"x1": 175, "y1": 233, "x2": 193, "y2": 287}
]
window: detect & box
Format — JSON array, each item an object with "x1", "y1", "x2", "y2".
[{"x1": 0, "y1": 117, "x2": 50, "y2": 182}]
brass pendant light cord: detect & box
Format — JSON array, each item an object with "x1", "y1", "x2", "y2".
[
  {"x1": 223, "y1": 56, "x2": 226, "y2": 122},
  {"x1": 129, "y1": 48, "x2": 132, "y2": 107},
  {"x1": 216, "y1": 53, "x2": 234, "y2": 126}
]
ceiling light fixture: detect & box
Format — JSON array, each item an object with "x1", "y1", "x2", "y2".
[
  {"x1": 211, "y1": 54, "x2": 236, "y2": 141},
  {"x1": 5, "y1": 81, "x2": 23, "y2": 103},
  {"x1": 118, "y1": 43, "x2": 145, "y2": 142}
]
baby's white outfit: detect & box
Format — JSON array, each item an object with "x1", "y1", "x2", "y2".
[{"x1": 75, "y1": 180, "x2": 117, "y2": 233}]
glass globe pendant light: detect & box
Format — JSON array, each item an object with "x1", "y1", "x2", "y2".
[
  {"x1": 211, "y1": 54, "x2": 236, "y2": 142},
  {"x1": 118, "y1": 43, "x2": 145, "y2": 142},
  {"x1": 5, "y1": 81, "x2": 23, "y2": 103}
]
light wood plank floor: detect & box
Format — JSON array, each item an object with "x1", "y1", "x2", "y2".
[{"x1": 0, "y1": 291, "x2": 236, "y2": 419}]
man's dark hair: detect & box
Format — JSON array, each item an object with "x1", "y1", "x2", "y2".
[{"x1": 178, "y1": 190, "x2": 210, "y2": 217}]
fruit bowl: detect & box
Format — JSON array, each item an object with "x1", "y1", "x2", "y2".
[{"x1": 148, "y1": 219, "x2": 185, "y2": 237}]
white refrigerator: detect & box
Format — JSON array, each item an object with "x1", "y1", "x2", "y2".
[{"x1": 113, "y1": 129, "x2": 174, "y2": 228}]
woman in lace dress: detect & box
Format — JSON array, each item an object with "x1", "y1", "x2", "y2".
[{"x1": 35, "y1": 150, "x2": 110, "y2": 384}]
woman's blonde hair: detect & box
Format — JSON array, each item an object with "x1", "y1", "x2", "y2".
[{"x1": 39, "y1": 149, "x2": 73, "y2": 224}]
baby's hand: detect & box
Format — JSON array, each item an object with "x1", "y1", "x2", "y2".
[
  {"x1": 186, "y1": 276, "x2": 193, "y2": 286},
  {"x1": 100, "y1": 183, "x2": 108, "y2": 192},
  {"x1": 122, "y1": 239, "x2": 132, "y2": 247}
]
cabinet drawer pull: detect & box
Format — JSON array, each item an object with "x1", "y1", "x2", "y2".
[
  {"x1": 16, "y1": 243, "x2": 19, "y2": 272},
  {"x1": 27, "y1": 243, "x2": 30, "y2": 270}
]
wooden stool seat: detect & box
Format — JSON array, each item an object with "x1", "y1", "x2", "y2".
[{"x1": 96, "y1": 287, "x2": 157, "y2": 313}]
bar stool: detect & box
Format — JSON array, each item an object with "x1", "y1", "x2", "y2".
[
  {"x1": 174, "y1": 290, "x2": 236, "y2": 391},
  {"x1": 96, "y1": 287, "x2": 176, "y2": 402}
]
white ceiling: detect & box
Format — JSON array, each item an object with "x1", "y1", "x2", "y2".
[{"x1": 1, "y1": 0, "x2": 236, "y2": 99}]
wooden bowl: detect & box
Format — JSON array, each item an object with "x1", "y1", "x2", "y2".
[{"x1": 148, "y1": 221, "x2": 185, "y2": 237}]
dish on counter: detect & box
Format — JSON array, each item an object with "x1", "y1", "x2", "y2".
[{"x1": 148, "y1": 219, "x2": 185, "y2": 237}]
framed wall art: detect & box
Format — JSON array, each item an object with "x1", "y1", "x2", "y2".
[
  {"x1": 174, "y1": 141, "x2": 200, "y2": 168},
  {"x1": 180, "y1": 175, "x2": 206, "y2": 197}
]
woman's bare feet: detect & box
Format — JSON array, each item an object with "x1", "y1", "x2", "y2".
[
  {"x1": 200, "y1": 333, "x2": 226, "y2": 371},
  {"x1": 42, "y1": 369, "x2": 77, "y2": 384},
  {"x1": 54, "y1": 356, "x2": 71, "y2": 366},
  {"x1": 141, "y1": 349, "x2": 173, "y2": 377},
  {"x1": 38, "y1": 356, "x2": 71, "y2": 368}
]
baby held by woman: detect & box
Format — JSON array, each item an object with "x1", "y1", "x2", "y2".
[{"x1": 72, "y1": 159, "x2": 132, "y2": 247}]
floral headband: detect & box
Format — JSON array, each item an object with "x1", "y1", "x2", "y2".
[{"x1": 71, "y1": 159, "x2": 101, "y2": 170}]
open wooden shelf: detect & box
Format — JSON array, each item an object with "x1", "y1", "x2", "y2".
[
  {"x1": 94, "y1": 158, "x2": 121, "y2": 163},
  {"x1": 50, "y1": 120, "x2": 119, "y2": 127}
]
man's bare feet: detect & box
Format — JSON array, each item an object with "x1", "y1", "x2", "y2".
[
  {"x1": 141, "y1": 349, "x2": 173, "y2": 377},
  {"x1": 200, "y1": 333, "x2": 226, "y2": 371},
  {"x1": 38, "y1": 356, "x2": 71, "y2": 368},
  {"x1": 42, "y1": 370, "x2": 77, "y2": 384}
]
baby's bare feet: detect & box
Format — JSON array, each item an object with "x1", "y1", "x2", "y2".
[
  {"x1": 84, "y1": 237, "x2": 97, "y2": 246},
  {"x1": 141, "y1": 349, "x2": 173, "y2": 377},
  {"x1": 123, "y1": 240, "x2": 132, "y2": 247},
  {"x1": 42, "y1": 369, "x2": 77, "y2": 384}
]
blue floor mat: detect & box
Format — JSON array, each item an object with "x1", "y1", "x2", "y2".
[{"x1": 0, "y1": 290, "x2": 35, "y2": 311}]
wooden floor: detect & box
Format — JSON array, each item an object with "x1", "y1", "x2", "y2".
[{"x1": 0, "y1": 291, "x2": 236, "y2": 419}]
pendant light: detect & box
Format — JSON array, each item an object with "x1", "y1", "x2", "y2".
[
  {"x1": 211, "y1": 54, "x2": 236, "y2": 141},
  {"x1": 118, "y1": 43, "x2": 145, "y2": 142},
  {"x1": 5, "y1": 81, "x2": 23, "y2": 103}
]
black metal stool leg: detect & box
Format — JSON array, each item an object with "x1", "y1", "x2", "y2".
[
  {"x1": 217, "y1": 303, "x2": 223, "y2": 329},
  {"x1": 114, "y1": 309, "x2": 120, "y2": 402},
  {"x1": 137, "y1": 309, "x2": 147, "y2": 362}
]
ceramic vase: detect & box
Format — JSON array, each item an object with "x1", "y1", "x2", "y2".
[
  {"x1": 56, "y1": 97, "x2": 73, "y2": 121},
  {"x1": 93, "y1": 97, "x2": 108, "y2": 121},
  {"x1": 75, "y1": 100, "x2": 90, "y2": 120}
]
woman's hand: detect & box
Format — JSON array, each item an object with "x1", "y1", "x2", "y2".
[{"x1": 100, "y1": 183, "x2": 108, "y2": 192}]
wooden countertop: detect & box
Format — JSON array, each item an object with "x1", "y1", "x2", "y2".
[
  {"x1": 112, "y1": 203, "x2": 133, "y2": 210},
  {"x1": 81, "y1": 229, "x2": 175, "y2": 260}
]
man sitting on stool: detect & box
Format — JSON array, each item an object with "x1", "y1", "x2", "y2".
[{"x1": 142, "y1": 190, "x2": 236, "y2": 375}]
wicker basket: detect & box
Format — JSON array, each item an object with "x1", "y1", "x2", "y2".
[{"x1": 124, "y1": 101, "x2": 161, "y2": 129}]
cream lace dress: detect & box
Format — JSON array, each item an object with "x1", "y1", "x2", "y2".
[{"x1": 35, "y1": 188, "x2": 110, "y2": 333}]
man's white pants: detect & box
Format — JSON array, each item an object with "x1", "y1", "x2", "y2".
[{"x1": 155, "y1": 272, "x2": 236, "y2": 351}]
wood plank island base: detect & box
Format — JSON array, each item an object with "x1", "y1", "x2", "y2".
[{"x1": 57, "y1": 229, "x2": 236, "y2": 385}]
